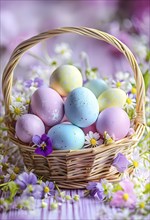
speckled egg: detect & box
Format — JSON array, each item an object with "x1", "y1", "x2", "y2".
[
  {"x1": 96, "y1": 107, "x2": 130, "y2": 140},
  {"x1": 84, "y1": 79, "x2": 108, "y2": 98},
  {"x1": 65, "y1": 87, "x2": 99, "y2": 128},
  {"x1": 15, "y1": 114, "x2": 45, "y2": 143},
  {"x1": 30, "y1": 87, "x2": 64, "y2": 127},
  {"x1": 49, "y1": 65, "x2": 83, "y2": 96},
  {"x1": 47, "y1": 124, "x2": 85, "y2": 150},
  {"x1": 98, "y1": 88, "x2": 127, "y2": 112}
]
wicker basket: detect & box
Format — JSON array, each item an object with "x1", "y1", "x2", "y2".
[{"x1": 2, "y1": 27, "x2": 146, "y2": 189}]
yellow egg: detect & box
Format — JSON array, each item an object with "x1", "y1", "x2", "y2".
[
  {"x1": 49, "y1": 65, "x2": 83, "y2": 96},
  {"x1": 98, "y1": 88, "x2": 127, "y2": 112}
]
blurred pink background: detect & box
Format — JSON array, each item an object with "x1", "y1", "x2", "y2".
[{"x1": 0, "y1": 0, "x2": 149, "y2": 77}]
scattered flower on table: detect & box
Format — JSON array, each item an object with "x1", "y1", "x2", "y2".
[
  {"x1": 40, "y1": 181, "x2": 55, "y2": 198},
  {"x1": 85, "y1": 181, "x2": 104, "y2": 201},
  {"x1": 15, "y1": 172, "x2": 37, "y2": 190},
  {"x1": 112, "y1": 153, "x2": 130, "y2": 173},
  {"x1": 110, "y1": 179, "x2": 136, "y2": 208},
  {"x1": 84, "y1": 131, "x2": 103, "y2": 148},
  {"x1": 32, "y1": 134, "x2": 53, "y2": 157},
  {"x1": 22, "y1": 184, "x2": 43, "y2": 199}
]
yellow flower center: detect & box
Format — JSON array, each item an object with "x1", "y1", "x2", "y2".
[
  {"x1": 28, "y1": 184, "x2": 33, "y2": 192},
  {"x1": 123, "y1": 193, "x2": 129, "y2": 201},
  {"x1": 44, "y1": 186, "x2": 50, "y2": 193},
  {"x1": 14, "y1": 166, "x2": 20, "y2": 174},
  {"x1": 10, "y1": 173, "x2": 16, "y2": 180},
  {"x1": 14, "y1": 107, "x2": 21, "y2": 115},
  {"x1": 116, "y1": 81, "x2": 122, "y2": 88},
  {"x1": 16, "y1": 97, "x2": 22, "y2": 102},
  {"x1": 90, "y1": 138, "x2": 97, "y2": 146},
  {"x1": 133, "y1": 160, "x2": 139, "y2": 168},
  {"x1": 26, "y1": 100, "x2": 30, "y2": 105},
  {"x1": 40, "y1": 142, "x2": 46, "y2": 150},
  {"x1": 126, "y1": 98, "x2": 132, "y2": 104},
  {"x1": 139, "y1": 202, "x2": 145, "y2": 209},
  {"x1": 131, "y1": 87, "x2": 136, "y2": 94}
]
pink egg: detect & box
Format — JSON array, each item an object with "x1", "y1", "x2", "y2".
[
  {"x1": 31, "y1": 87, "x2": 64, "y2": 126},
  {"x1": 15, "y1": 114, "x2": 45, "y2": 143},
  {"x1": 82, "y1": 123, "x2": 97, "y2": 135},
  {"x1": 96, "y1": 107, "x2": 130, "y2": 140}
]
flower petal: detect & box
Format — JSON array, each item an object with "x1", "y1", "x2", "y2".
[{"x1": 32, "y1": 135, "x2": 41, "y2": 145}]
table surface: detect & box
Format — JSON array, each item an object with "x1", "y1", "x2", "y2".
[{"x1": 0, "y1": 190, "x2": 102, "y2": 220}]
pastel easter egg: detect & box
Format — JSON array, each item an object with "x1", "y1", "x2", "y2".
[
  {"x1": 30, "y1": 87, "x2": 64, "y2": 127},
  {"x1": 84, "y1": 79, "x2": 108, "y2": 98},
  {"x1": 96, "y1": 107, "x2": 130, "y2": 140},
  {"x1": 65, "y1": 87, "x2": 99, "y2": 128},
  {"x1": 82, "y1": 123, "x2": 97, "y2": 135},
  {"x1": 49, "y1": 65, "x2": 83, "y2": 96},
  {"x1": 48, "y1": 124, "x2": 85, "y2": 150},
  {"x1": 98, "y1": 88, "x2": 127, "y2": 112},
  {"x1": 15, "y1": 114, "x2": 45, "y2": 143}
]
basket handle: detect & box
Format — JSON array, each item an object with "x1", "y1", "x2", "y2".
[{"x1": 2, "y1": 27, "x2": 145, "y2": 126}]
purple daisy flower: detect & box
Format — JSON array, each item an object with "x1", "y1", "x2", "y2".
[
  {"x1": 24, "y1": 77, "x2": 44, "y2": 88},
  {"x1": 41, "y1": 181, "x2": 55, "y2": 198},
  {"x1": 86, "y1": 181, "x2": 104, "y2": 201},
  {"x1": 32, "y1": 134, "x2": 53, "y2": 157},
  {"x1": 22, "y1": 184, "x2": 43, "y2": 199},
  {"x1": 15, "y1": 172, "x2": 37, "y2": 190},
  {"x1": 112, "y1": 153, "x2": 130, "y2": 173}
]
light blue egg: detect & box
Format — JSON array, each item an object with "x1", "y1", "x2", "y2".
[
  {"x1": 47, "y1": 124, "x2": 85, "y2": 150},
  {"x1": 65, "y1": 87, "x2": 99, "y2": 128},
  {"x1": 84, "y1": 79, "x2": 108, "y2": 98}
]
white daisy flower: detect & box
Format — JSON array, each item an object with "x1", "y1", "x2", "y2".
[
  {"x1": 115, "y1": 71, "x2": 136, "y2": 89},
  {"x1": 112, "y1": 79, "x2": 126, "y2": 89},
  {"x1": 9, "y1": 102, "x2": 28, "y2": 120},
  {"x1": 54, "y1": 43, "x2": 72, "y2": 59},
  {"x1": 84, "y1": 131, "x2": 103, "y2": 148},
  {"x1": 124, "y1": 94, "x2": 136, "y2": 112},
  {"x1": 103, "y1": 131, "x2": 115, "y2": 145},
  {"x1": 11, "y1": 95, "x2": 26, "y2": 104},
  {"x1": 126, "y1": 83, "x2": 137, "y2": 95}
]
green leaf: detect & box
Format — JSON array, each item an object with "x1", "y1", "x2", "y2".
[
  {"x1": 8, "y1": 181, "x2": 19, "y2": 202},
  {"x1": 144, "y1": 183, "x2": 150, "y2": 194},
  {"x1": 143, "y1": 70, "x2": 150, "y2": 92},
  {"x1": 146, "y1": 50, "x2": 150, "y2": 62}
]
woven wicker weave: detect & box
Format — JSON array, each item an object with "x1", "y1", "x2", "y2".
[{"x1": 2, "y1": 27, "x2": 146, "y2": 189}]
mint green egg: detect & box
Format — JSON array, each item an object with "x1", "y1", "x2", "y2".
[
  {"x1": 84, "y1": 79, "x2": 108, "y2": 98},
  {"x1": 98, "y1": 88, "x2": 127, "y2": 112}
]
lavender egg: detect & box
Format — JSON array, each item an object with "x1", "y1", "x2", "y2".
[
  {"x1": 96, "y1": 107, "x2": 130, "y2": 140},
  {"x1": 31, "y1": 87, "x2": 64, "y2": 126},
  {"x1": 15, "y1": 114, "x2": 45, "y2": 143}
]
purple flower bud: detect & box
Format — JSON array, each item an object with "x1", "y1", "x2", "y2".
[{"x1": 112, "y1": 153, "x2": 130, "y2": 173}]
